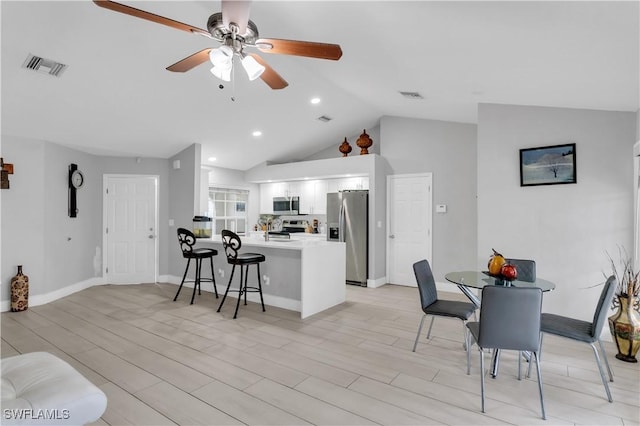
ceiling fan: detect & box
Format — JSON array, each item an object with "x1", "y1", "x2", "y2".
[{"x1": 93, "y1": 1, "x2": 343, "y2": 90}]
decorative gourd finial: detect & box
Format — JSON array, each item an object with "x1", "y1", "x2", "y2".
[
  {"x1": 356, "y1": 129, "x2": 373, "y2": 155},
  {"x1": 338, "y1": 137, "x2": 352, "y2": 157}
]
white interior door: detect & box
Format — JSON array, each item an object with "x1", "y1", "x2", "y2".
[
  {"x1": 387, "y1": 173, "x2": 432, "y2": 286},
  {"x1": 104, "y1": 175, "x2": 158, "y2": 284}
]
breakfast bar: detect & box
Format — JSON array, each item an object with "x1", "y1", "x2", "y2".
[{"x1": 197, "y1": 235, "x2": 346, "y2": 319}]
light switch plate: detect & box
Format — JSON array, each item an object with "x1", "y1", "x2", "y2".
[{"x1": 436, "y1": 204, "x2": 447, "y2": 213}]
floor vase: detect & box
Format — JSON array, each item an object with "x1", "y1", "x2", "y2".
[
  {"x1": 608, "y1": 295, "x2": 640, "y2": 362},
  {"x1": 10, "y1": 265, "x2": 29, "y2": 312}
]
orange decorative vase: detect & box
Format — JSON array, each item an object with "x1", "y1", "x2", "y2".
[
  {"x1": 339, "y1": 138, "x2": 352, "y2": 157},
  {"x1": 356, "y1": 129, "x2": 373, "y2": 155},
  {"x1": 10, "y1": 265, "x2": 29, "y2": 312},
  {"x1": 608, "y1": 296, "x2": 640, "y2": 362}
]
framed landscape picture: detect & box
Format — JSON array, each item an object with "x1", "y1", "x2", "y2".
[{"x1": 519, "y1": 143, "x2": 576, "y2": 187}]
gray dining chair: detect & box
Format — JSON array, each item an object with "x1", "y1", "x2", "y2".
[
  {"x1": 505, "y1": 258, "x2": 536, "y2": 282},
  {"x1": 539, "y1": 275, "x2": 617, "y2": 402},
  {"x1": 412, "y1": 259, "x2": 477, "y2": 352},
  {"x1": 466, "y1": 285, "x2": 546, "y2": 419}
]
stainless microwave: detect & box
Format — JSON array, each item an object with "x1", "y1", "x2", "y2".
[{"x1": 273, "y1": 196, "x2": 299, "y2": 215}]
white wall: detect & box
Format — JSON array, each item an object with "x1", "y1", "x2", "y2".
[
  {"x1": 1, "y1": 137, "x2": 103, "y2": 304},
  {"x1": 477, "y1": 103, "x2": 636, "y2": 324},
  {"x1": 380, "y1": 116, "x2": 478, "y2": 283},
  {"x1": 168, "y1": 144, "x2": 200, "y2": 278}
]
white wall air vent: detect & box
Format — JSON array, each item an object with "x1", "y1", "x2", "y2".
[
  {"x1": 22, "y1": 54, "x2": 67, "y2": 77},
  {"x1": 317, "y1": 115, "x2": 332, "y2": 123},
  {"x1": 399, "y1": 91, "x2": 424, "y2": 100}
]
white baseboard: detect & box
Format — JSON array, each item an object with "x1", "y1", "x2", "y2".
[
  {"x1": 1, "y1": 277, "x2": 105, "y2": 312},
  {"x1": 367, "y1": 276, "x2": 388, "y2": 288}
]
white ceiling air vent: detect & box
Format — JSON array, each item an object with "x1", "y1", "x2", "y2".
[
  {"x1": 399, "y1": 91, "x2": 424, "y2": 100},
  {"x1": 317, "y1": 115, "x2": 332, "y2": 123},
  {"x1": 22, "y1": 54, "x2": 68, "y2": 77}
]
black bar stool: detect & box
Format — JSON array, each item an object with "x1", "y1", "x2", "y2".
[
  {"x1": 217, "y1": 229, "x2": 266, "y2": 319},
  {"x1": 174, "y1": 228, "x2": 218, "y2": 304}
]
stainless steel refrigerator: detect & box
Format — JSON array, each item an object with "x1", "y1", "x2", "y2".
[{"x1": 327, "y1": 190, "x2": 368, "y2": 286}]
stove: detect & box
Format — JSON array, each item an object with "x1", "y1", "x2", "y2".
[{"x1": 281, "y1": 219, "x2": 309, "y2": 233}]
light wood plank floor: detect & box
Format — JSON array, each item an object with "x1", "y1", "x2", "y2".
[{"x1": 2, "y1": 283, "x2": 639, "y2": 425}]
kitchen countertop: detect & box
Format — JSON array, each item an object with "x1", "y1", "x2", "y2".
[{"x1": 200, "y1": 234, "x2": 335, "y2": 250}]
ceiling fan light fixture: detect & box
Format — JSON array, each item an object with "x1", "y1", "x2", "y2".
[
  {"x1": 210, "y1": 65, "x2": 231, "y2": 81},
  {"x1": 241, "y1": 54, "x2": 265, "y2": 81},
  {"x1": 209, "y1": 45, "x2": 234, "y2": 68}
]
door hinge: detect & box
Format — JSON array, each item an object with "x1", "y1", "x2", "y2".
[
  {"x1": 105, "y1": 227, "x2": 108, "y2": 234},
  {"x1": 105, "y1": 267, "x2": 108, "y2": 274},
  {"x1": 106, "y1": 188, "x2": 109, "y2": 194}
]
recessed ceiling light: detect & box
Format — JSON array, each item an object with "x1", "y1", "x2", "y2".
[
  {"x1": 252, "y1": 130, "x2": 262, "y2": 137},
  {"x1": 310, "y1": 97, "x2": 321, "y2": 104},
  {"x1": 208, "y1": 157, "x2": 217, "y2": 162}
]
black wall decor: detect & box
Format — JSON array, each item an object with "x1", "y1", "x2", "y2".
[{"x1": 68, "y1": 163, "x2": 84, "y2": 217}]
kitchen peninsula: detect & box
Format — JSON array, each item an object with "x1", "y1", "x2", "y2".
[{"x1": 197, "y1": 235, "x2": 345, "y2": 318}]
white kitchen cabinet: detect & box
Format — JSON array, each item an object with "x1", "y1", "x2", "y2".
[
  {"x1": 299, "y1": 179, "x2": 328, "y2": 215},
  {"x1": 312, "y1": 180, "x2": 328, "y2": 215},
  {"x1": 326, "y1": 177, "x2": 369, "y2": 193},
  {"x1": 259, "y1": 183, "x2": 276, "y2": 213},
  {"x1": 262, "y1": 177, "x2": 367, "y2": 215}
]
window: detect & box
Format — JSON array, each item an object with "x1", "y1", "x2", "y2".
[{"x1": 208, "y1": 187, "x2": 249, "y2": 235}]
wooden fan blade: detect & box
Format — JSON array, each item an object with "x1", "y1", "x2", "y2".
[
  {"x1": 222, "y1": 1, "x2": 252, "y2": 35},
  {"x1": 255, "y1": 38, "x2": 342, "y2": 60},
  {"x1": 93, "y1": 1, "x2": 211, "y2": 38},
  {"x1": 167, "y1": 49, "x2": 212, "y2": 72},
  {"x1": 248, "y1": 54, "x2": 288, "y2": 90}
]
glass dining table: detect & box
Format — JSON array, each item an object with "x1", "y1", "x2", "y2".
[
  {"x1": 445, "y1": 270, "x2": 556, "y2": 308},
  {"x1": 445, "y1": 270, "x2": 556, "y2": 377}
]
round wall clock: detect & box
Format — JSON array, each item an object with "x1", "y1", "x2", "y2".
[{"x1": 71, "y1": 169, "x2": 84, "y2": 189}]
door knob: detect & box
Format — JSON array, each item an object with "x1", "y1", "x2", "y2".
[
  {"x1": 148, "y1": 235, "x2": 155, "y2": 239},
  {"x1": 389, "y1": 234, "x2": 395, "y2": 239}
]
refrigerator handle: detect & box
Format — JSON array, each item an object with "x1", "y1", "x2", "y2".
[{"x1": 339, "y1": 201, "x2": 346, "y2": 243}]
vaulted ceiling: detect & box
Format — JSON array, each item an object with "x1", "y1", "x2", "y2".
[{"x1": 2, "y1": 1, "x2": 638, "y2": 170}]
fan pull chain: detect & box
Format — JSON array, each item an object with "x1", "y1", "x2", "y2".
[{"x1": 230, "y1": 55, "x2": 236, "y2": 102}]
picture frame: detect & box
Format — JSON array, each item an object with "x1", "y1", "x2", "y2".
[{"x1": 519, "y1": 143, "x2": 576, "y2": 187}]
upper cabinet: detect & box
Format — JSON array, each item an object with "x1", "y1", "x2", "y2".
[
  {"x1": 326, "y1": 177, "x2": 369, "y2": 193},
  {"x1": 260, "y1": 177, "x2": 368, "y2": 215}
]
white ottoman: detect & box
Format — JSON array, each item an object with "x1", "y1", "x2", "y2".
[{"x1": 1, "y1": 352, "x2": 107, "y2": 425}]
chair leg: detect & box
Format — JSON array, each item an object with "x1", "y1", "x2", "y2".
[
  {"x1": 480, "y1": 347, "x2": 486, "y2": 413},
  {"x1": 426, "y1": 316, "x2": 436, "y2": 339},
  {"x1": 533, "y1": 351, "x2": 546, "y2": 420},
  {"x1": 590, "y1": 342, "x2": 614, "y2": 402},
  {"x1": 462, "y1": 320, "x2": 469, "y2": 351},
  {"x1": 466, "y1": 328, "x2": 472, "y2": 375},
  {"x1": 256, "y1": 263, "x2": 265, "y2": 312},
  {"x1": 518, "y1": 351, "x2": 522, "y2": 380},
  {"x1": 412, "y1": 315, "x2": 427, "y2": 352},
  {"x1": 217, "y1": 264, "x2": 236, "y2": 313},
  {"x1": 209, "y1": 256, "x2": 218, "y2": 298},
  {"x1": 174, "y1": 258, "x2": 191, "y2": 301},
  {"x1": 190, "y1": 259, "x2": 201, "y2": 305},
  {"x1": 244, "y1": 265, "x2": 249, "y2": 306},
  {"x1": 597, "y1": 339, "x2": 614, "y2": 382},
  {"x1": 491, "y1": 349, "x2": 501, "y2": 378},
  {"x1": 530, "y1": 333, "x2": 543, "y2": 378},
  {"x1": 233, "y1": 265, "x2": 245, "y2": 319}
]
